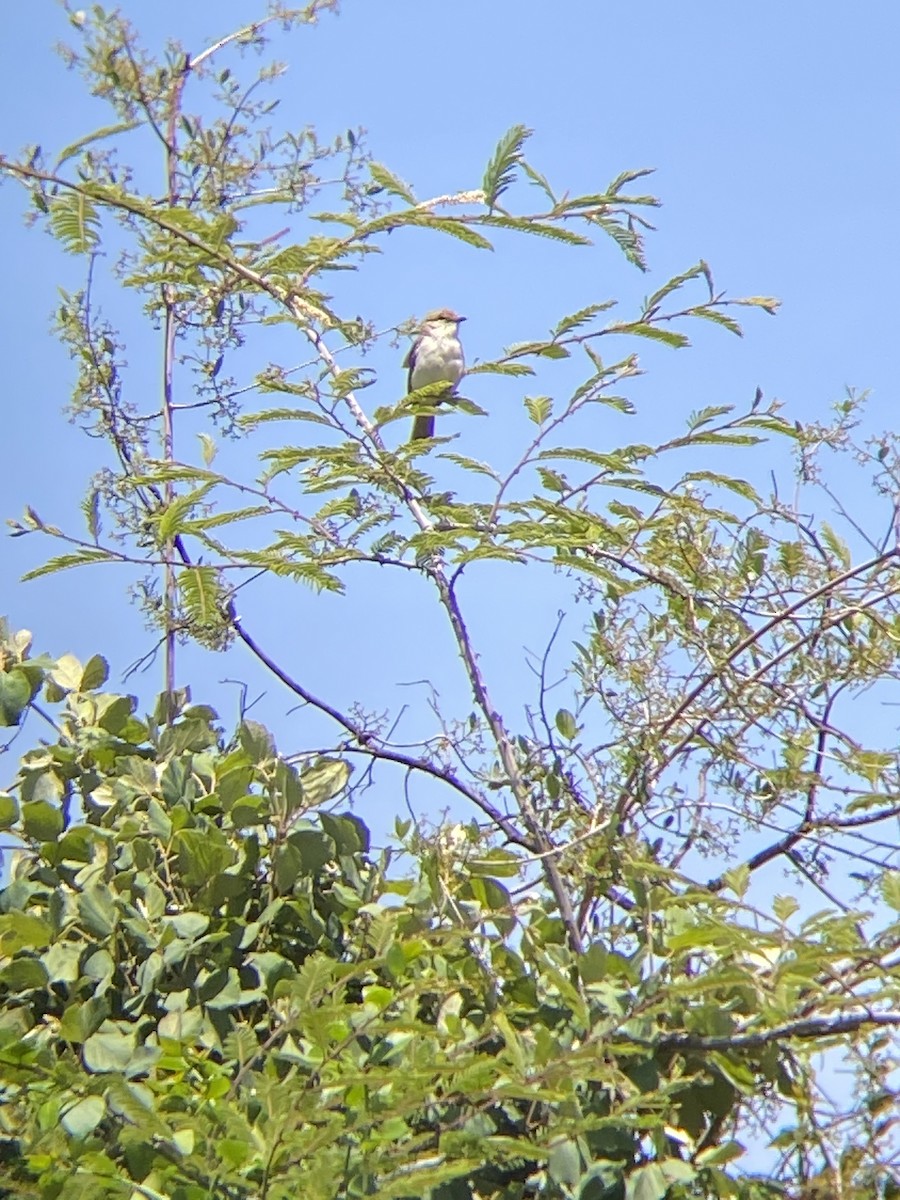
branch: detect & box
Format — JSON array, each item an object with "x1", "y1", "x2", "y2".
[
  {"x1": 622, "y1": 549, "x2": 900, "y2": 821},
  {"x1": 660, "y1": 550, "x2": 899, "y2": 748},
  {"x1": 430, "y1": 566, "x2": 584, "y2": 953},
  {"x1": 188, "y1": 7, "x2": 329, "y2": 70},
  {"x1": 655, "y1": 1010, "x2": 900, "y2": 1053},
  {"x1": 230, "y1": 613, "x2": 534, "y2": 849},
  {"x1": 706, "y1": 799, "x2": 900, "y2": 893}
]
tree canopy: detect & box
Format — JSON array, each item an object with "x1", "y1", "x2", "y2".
[{"x1": 1, "y1": 6, "x2": 900, "y2": 1199}]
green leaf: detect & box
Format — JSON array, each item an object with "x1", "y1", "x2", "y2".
[
  {"x1": 591, "y1": 211, "x2": 649, "y2": 269},
  {"x1": 178, "y1": 565, "x2": 228, "y2": 642},
  {"x1": 881, "y1": 872, "x2": 900, "y2": 911},
  {"x1": 319, "y1": 811, "x2": 369, "y2": 854},
  {"x1": 0, "y1": 957, "x2": 49, "y2": 991},
  {"x1": 821, "y1": 521, "x2": 852, "y2": 569},
  {"x1": 96, "y1": 693, "x2": 136, "y2": 734},
  {"x1": 58, "y1": 1002, "x2": 98, "y2": 1045},
  {"x1": 50, "y1": 653, "x2": 83, "y2": 692},
  {"x1": 686, "y1": 404, "x2": 733, "y2": 429},
  {"x1": 606, "y1": 320, "x2": 690, "y2": 348},
  {"x1": 547, "y1": 1138, "x2": 582, "y2": 1186},
  {"x1": 81, "y1": 489, "x2": 101, "y2": 540},
  {"x1": 708, "y1": 1050, "x2": 757, "y2": 1093},
  {"x1": 733, "y1": 294, "x2": 781, "y2": 315},
  {"x1": 240, "y1": 720, "x2": 276, "y2": 763},
  {"x1": 553, "y1": 302, "x2": 616, "y2": 336},
  {"x1": 660, "y1": 1159, "x2": 698, "y2": 1186},
  {"x1": 61, "y1": 1094, "x2": 105, "y2": 1137},
  {"x1": 198, "y1": 432, "x2": 217, "y2": 466},
  {"x1": 0, "y1": 913, "x2": 53, "y2": 953},
  {"x1": 441, "y1": 453, "x2": 501, "y2": 481},
  {"x1": 360, "y1": 209, "x2": 494, "y2": 250},
  {"x1": 772, "y1": 894, "x2": 799, "y2": 922},
  {"x1": 298, "y1": 758, "x2": 351, "y2": 806},
  {"x1": 481, "y1": 214, "x2": 591, "y2": 246},
  {"x1": 171, "y1": 1128, "x2": 195, "y2": 1157},
  {"x1": 681, "y1": 470, "x2": 761, "y2": 505},
  {"x1": 48, "y1": 190, "x2": 101, "y2": 254},
  {"x1": 83, "y1": 1026, "x2": 136, "y2": 1073},
  {"x1": 644, "y1": 262, "x2": 710, "y2": 311},
  {"x1": 156, "y1": 484, "x2": 214, "y2": 542},
  {"x1": 525, "y1": 395, "x2": 553, "y2": 425},
  {"x1": 77, "y1": 883, "x2": 118, "y2": 937},
  {"x1": 174, "y1": 828, "x2": 237, "y2": 886},
  {"x1": 21, "y1": 548, "x2": 116, "y2": 581},
  {"x1": 80, "y1": 654, "x2": 109, "y2": 690},
  {"x1": 625, "y1": 1163, "x2": 668, "y2": 1200},
  {"x1": 0, "y1": 668, "x2": 31, "y2": 725},
  {"x1": 466, "y1": 359, "x2": 535, "y2": 377},
  {"x1": 0, "y1": 793, "x2": 19, "y2": 829},
  {"x1": 483, "y1": 123, "x2": 532, "y2": 209},
  {"x1": 695, "y1": 1140, "x2": 745, "y2": 1167},
  {"x1": 201, "y1": 966, "x2": 244, "y2": 1010},
  {"x1": 521, "y1": 158, "x2": 556, "y2": 202},
  {"x1": 609, "y1": 169, "x2": 659, "y2": 200},
  {"x1": 284, "y1": 829, "x2": 334, "y2": 880},
  {"x1": 555, "y1": 709, "x2": 577, "y2": 740},
  {"x1": 182, "y1": 504, "x2": 269, "y2": 533},
  {"x1": 692, "y1": 305, "x2": 743, "y2": 335},
  {"x1": 368, "y1": 162, "x2": 416, "y2": 203},
  {"x1": 55, "y1": 120, "x2": 141, "y2": 167},
  {"x1": 22, "y1": 799, "x2": 63, "y2": 841},
  {"x1": 238, "y1": 405, "x2": 329, "y2": 426}
]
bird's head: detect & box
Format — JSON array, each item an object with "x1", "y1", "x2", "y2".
[{"x1": 421, "y1": 308, "x2": 466, "y2": 335}]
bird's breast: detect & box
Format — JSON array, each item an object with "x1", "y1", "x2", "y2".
[{"x1": 411, "y1": 334, "x2": 464, "y2": 388}]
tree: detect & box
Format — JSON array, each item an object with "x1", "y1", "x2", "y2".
[{"x1": 1, "y1": 5, "x2": 899, "y2": 1198}]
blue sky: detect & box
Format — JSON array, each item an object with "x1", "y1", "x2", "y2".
[{"x1": 1, "y1": 2, "x2": 899, "y2": 846}]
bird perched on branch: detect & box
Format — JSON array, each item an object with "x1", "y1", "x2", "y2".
[{"x1": 404, "y1": 308, "x2": 466, "y2": 440}]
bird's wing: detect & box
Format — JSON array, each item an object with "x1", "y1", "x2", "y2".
[{"x1": 403, "y1": 337, "x2": 419, "y2": 392}]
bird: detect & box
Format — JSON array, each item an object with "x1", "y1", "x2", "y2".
[{"x1": 404, "y1": 308, "x2": 466, "y2": 440}]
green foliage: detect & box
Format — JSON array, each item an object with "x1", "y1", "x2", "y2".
[
  {"x1": 0, "y1": 629, "x2": 897, "y2": 1198},
  {"x1": 46, "y1": 190, "x2": 100, "y2": 254},
  {"x1": 3, "y1": 6, "x2": 900, "y2": 1199},
  {"x1": 1, "y1": 650, "x2": 897, "y2": 1199},
  {"x1": 482, "y1": 123, "x2": 532, "y2": 210}
]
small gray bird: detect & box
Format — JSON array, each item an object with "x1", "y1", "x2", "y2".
[{"x1": 404, "y1": 308, "x2": 466, "y2": 440}]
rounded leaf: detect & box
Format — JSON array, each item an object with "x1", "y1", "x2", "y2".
[
  {"x1": 22, "y1": 799, "x2": 63, "y2": 842},
  {"x1": 61, "y1": 1094, "x2": 105, "y2": 1138},
  {"x1": 555, "y1": 708, "x2": 578, "y2": 740},
  {"x1": 0, "y1": 668, "x2": 31, "y2": 726}
]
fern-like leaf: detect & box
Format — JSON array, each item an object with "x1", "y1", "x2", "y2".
[
  {"x1": 466, "y1": 360, "x2": 535, "y2": 377},
  {"x1": 604, "y1": 321, "x2": 690, "y2": 349},
  {"x1": 178, "y1": 566, "x2": 231, "y2": 651},
  {"x1": 55, "y1": 120, "x2": 141, "y2": 168},
  {"x1": 48, "y1": 192, "x2": 100, "y2": 255},
  {"x1": 481, "y1": 215, "x2": 590, "y2": 246},
  {"x1": 482, "y1": 124, "x2": 532, "y2": 210},
  {"x1": 644, "y1": 263, "x2": 709, "y2": 313},
  {"x1": 359, "y1": 210, "x2": 494, "y2": 250},
  {"x1": 368, "y1": 162, "x2": 416, "y2": 204},
  {"x1": 21, "y1": 549, "x2": 115, "y2": 581},
  {"x1": 552, "y1": 303, "x2": 616, "y2": 337}
]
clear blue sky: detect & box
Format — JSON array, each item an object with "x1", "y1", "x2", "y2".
[{"x1": 2, "y1": 2, "x2": 899, "y2": 841}]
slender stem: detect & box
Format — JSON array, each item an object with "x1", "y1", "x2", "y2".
[
  {"x1": 230, "y1": 615, "x2": 532, "y2": 848},
  {"x1": 430, "y1": 563, "x2": 584, "y2": 953},
  {"x1": 159, "y1": 56, "x2": 191, "y2": 722},
  {"x1": 655, "y1": 1010, "x2": 900, "y2": 1053}
]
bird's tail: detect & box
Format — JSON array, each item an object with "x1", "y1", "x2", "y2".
[{"x1": 411, "y1": 413, "x2": 435, "y2": 440}]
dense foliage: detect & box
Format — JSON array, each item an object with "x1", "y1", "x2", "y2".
[{"x1": 2, "y1": 5, "x2": 900, "y2": 1198}]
